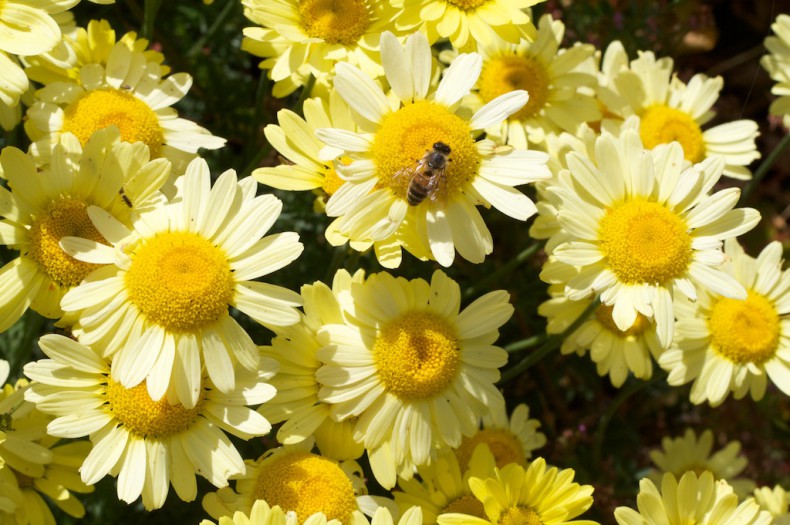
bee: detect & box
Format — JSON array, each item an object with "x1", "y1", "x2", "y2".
[
  {"x1": 394, "y1": 142, "x2": 451, "y2": 207},
  {"x1": 119, "y1": 188, "x2": 132, "y2": 207}
]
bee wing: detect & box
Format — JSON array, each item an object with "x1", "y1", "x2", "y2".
[
  {"x1": 391, "y1": 158, "x2": 427, "y2": 182},
  {"x1": 427, "y1": 166, "x2": 449, "y2": 209}
]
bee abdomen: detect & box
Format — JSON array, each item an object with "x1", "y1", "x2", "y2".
[{"x1": 407, "y1": 183, "x2": 429, "y2": 206}]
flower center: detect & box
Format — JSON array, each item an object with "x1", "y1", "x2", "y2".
[
  {"x1": 499, "y1": 506, "x2": 542, "y2": 525},
  {"x1": 373, "y1": 310, "x2": 460, "y2": 400},
  {"x1": 372, "y1": 101, "x2": 480, "y2": 205},
  {"x1": 254, "y1": 451, "x2": 358, "y2": 524},
  {"x1": 447, "y1": 0, "x2": 490, "y2": 9},
  {"x1": 708, "y1": 290, "x2": 780, "y2": 365},
  {"x1": 323, "y1": 156, "x2": 352, "y2": 197},
  {"x1": 639, "y1": 104, "x2": 705, "y2": 163},
  {"x1": 106, "y1": 377, "x2": 203, "y2": 438},
  {"x1": 598, "y1": 198, "x2": 692, "y2": 285},
  {"x1": 28, "y1": 198, "x2": 109, "y2": 287},
  {"x1": 479, "y1": 55, "x2": 549, "y2": 120},
  {"x1": 298, "y1": 0, "x2": 370, "y2": 46},
  {"x1": 125, "y1": 231, "x2": 235, "y2": 332},
  {"x1": 441, "y1": 494, "x2": 487, "y2": 519},
  {"x1": 455, "y1": 429, "x2": 525, "y2": 470},
  {"x1": 595, "y1": 303, "x2": 651, "y2": 337},
  {"x1": 61, "y1": 88, "x2": 164, "y2": 158}
]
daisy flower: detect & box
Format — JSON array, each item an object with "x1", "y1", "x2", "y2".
[
  {"x1": 24, "y1": 19, "x2": 225, "y2": 175},
  {"x1": 202, "y1": 442, "x2": 379, "y2": 525},
  {"x1": 597, "y1": 48, "x2": 759, "y2": 180},
  {"x1": 659, "y1": 239, "x2": 790, "y2": 405},
  {"x1": 395, "y1": 0, "x2": 542, "y2": 52},
  {"x1": 317, "y1": 31, "x2": 550, "y2": 267},
  {"x1": 1, "y1": 379, "x2": 94, "y2": 525},
  {"x1": 762, "y1": 14, "x2": 790, "y2": 127},
  {"x1": 316, "y1": 270, "x2": 512, "y2": 488},
  {"x1": 58, "y1": 158, "x2": 304, "y2": 409},
  {"x1": 753, "y1": 485, "x2": 790, "y2": 525},
  {"x1": 614, "y1": 472, "x2": 770, "y2": 525},
  {"x1": 395, "y1": 444, "x2": 497, "y2": 524},
  {"x1": 241, "y1": 0, "x2": 403, "y2": 97},
  {"x1": 647, "y1": 428, "x2": 755, "y2": 498},
  {"x1": 0, "y1": 128, "x2": 170, "y2": 332},
  {"x1": 258, "y1": 269, "x2": 366, "y2": 461},
  {"x1": 540, "y1": 132, "x2": 761, "y2": 348},
  {"x1": 539, "y1": 284, "x2": 663, "y2": 387},
  {"x1": 437, "y1": 457, "x2": 596, "y2": 525},
  {"x1": 454, "y1": 403, "x2": 546, "y2": 470},
  {"x1": 469, "y1": 15, "x2": 601, "y2": 148},
  {"x1": 23, "y1": 333, "x2": 276, "y2": 510}
]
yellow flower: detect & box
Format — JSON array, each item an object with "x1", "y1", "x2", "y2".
[
  {"x1": 24, "y1": 334, "x2": 276, "y2": 510},
  {"x1": 762, "y1": 14, "x2": 790, "y2": 127},
  {"x1": 615, "y1": 472, "x2": 770, "y2": 525},
  {"x1": 437, "y1": 457, "x2": 596, "y2": 525},
  {"x1": 0, "y1": 128, "x2": 170, "y2": 332},
  {"x1": 1, "y1": 379, "x2": 93, "y2": 525},
  {"x1": 660, "y1": 239, "x2": 790, "y2": 405},
  {"x1": 647, "y1": 428, "x2": 755, "y2": 499},
  {"x1": 241, "y1": 0, "x2": 403, "y2": 97},
  {"x1": 316, "y1": 270, "x2": 512, "y2": 488},
  {"x1": 24, "y1": 19, "x2": 225, "y2": 176},
  {"x1": 753, "y1": 485, "x2": 790, "y2": 525},
  {"x1": 540, "y1": 131, "x2": 760, "y2": 349},
  {"x1": 58, "y1": 158, "x2": 303, "y2": 409},
  {"x1": 317, "y1": 31, "x2": 550, "y2": 267}
]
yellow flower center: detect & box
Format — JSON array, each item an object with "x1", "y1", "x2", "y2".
[
  {"x1": 298, "y1": 0, "x2": 370, "y2": 46},
  {"x1": 106, "y1": 378, "x2": 203, "y2": 438},
  {"x1": 499, "y1": 506, "x2": 541, "y2": 525},
  {"x1": 598, "y1": 198, "x2": 692, "y2": 285},
  {"x1": 441, "y1": 494, "x2": 487, "y2": 518},
  {"x1": 254, "y1": 451, "x2": 358, "y2": 524},
  {"x1": 447, "y1": 0, "x2": 490, "y2": 10},
  {"x1": 373, "y1": 310, "x2": 460, "y2": 400},
  {"x1": 372, "y1": 101, "x2": 480, "y2": 205},
  {"x1": 61, "y1": 88, "x2": 164, "y2": 158},
  {"x1": 125, "y1": 231, "x2": 235, "y2": 332},
  {"x1": 595, "y1": 303, "x2": 651, "y2": 337},
  {"x1": 479, "y1": 55, "x2": 549, "y2": 120},
  {"x1": 28, "y1": 198, "x2": 108, "y2": 287},
  {"x1": 323, "y1": 156, "x2": 352, "y2": 196},
  {"x1": 456, "y1": 429, "x2": 525, "y2": 470},
  {"x1": 708, "y1": 290, "x2": 780, "y2": 365},
  {"x1": 639, "y1": 104, "x2": 705, "y2": 163}
]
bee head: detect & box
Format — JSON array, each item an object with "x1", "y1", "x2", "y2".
[{"x1": 433, "y1": 142, "x2": 451, "y2": 155}]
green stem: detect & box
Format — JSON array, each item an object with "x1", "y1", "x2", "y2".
[
  {"x1": 9, "y1": 310, "x2": 46, "y2": 380},
  {"x1": 499, "y1": 297, "x2": 599, "y2": 384},
  {"x1": 241, "y1": 73, "x2": 273, "y2": 177},
  {"x1": 591, "y1": 374, "x2": 662, "y2": 465},
  {"x1": 293, "y1": 75, "x2": 316, "y2": 116},
  {"x1": 504, "y1": 334, "x2": 548, "y2": 353},
  {"x1": 186, "y1": 0, "x2": 237, "y2": 58},
  {"x1": 323, "y1": 245, "x2": 351, "y2": 283},
  {"x1": 465, "y1": 242, "x2": 541, "y2": 297},
  {"x1": 142, "y1": 0, "x2": 163, "y2": 40},
  {"x1": 740, "y1": 131, "x2": 790, "y2": 204}
]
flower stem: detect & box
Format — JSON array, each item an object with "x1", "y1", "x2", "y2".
[
  {"x1": 294, "y1": 75, "x2": 316, "y2": 116},
  {"x1": 464, "y1": 241, "x2": 541, "y2": 298},
  {"x1": 142, "y1": 0, "x2": 163, "y2": 41},
  {"x1": 740, "y1": 131, "x2": 790, "y2": 204},
  {"x1": 186, "y1": 0, "x2": 238, "y2": 58},
  {"x1": 499, "y1": 297, "x2": 599, "y2": 384}
]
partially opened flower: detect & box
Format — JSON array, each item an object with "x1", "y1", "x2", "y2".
[
  {"x1": 0, "y1": 127, "x2": 170, "y2": 332},
  {"x1": 317, "y1": 31, "x2": 550, "y2": 267},
  {"x1": 316, "y1": 270, "x2": 511, "y2": 488},
  {"x1": 59, "y1": 158, "x2": 304, "y2": 408},
  {"x1": 660, "y1": 239, "x2": 790, "y2": 406},
  {"x1": 241, "y1": 0, "x2": 403, "y2": 97},
  {"x1": 762, "y1": 14, "x2": 790, "y2": 127},
  {"x1": 437, "y1": 457, "x2": 596, "y2": 525},
  {"x1": 1, "y1": 379, "x2": 93, "y2": 525},
  {"x1": 597, "y1": 48, "x2": 759, "y2": 180},
  {"x1": 24, "y1": 334, "x2": 276, "y2": 510},
  {"x1": 541, "y1": 132, "x2": 761, "y2": 348},
  {"x1": 395, "y1": 0, "x2": 541, "y2": 52},
  {"x1": 24, "y1": 19, "x2": 225, "y2": 175},
  {"x1": 614, "y1": 472, "x2": 769, "y2": 525},
  {"x1": 647, "y1": 428, "x2": 755, "y2": 498},
  {"x1": 753, "y1": 485, "x2": 790, "y2": 525}
]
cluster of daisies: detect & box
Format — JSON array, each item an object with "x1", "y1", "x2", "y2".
[{"x1": 0, "y1": 1, "x2": 788, "y2": 525}]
